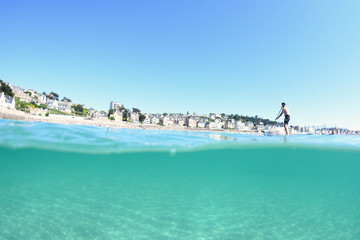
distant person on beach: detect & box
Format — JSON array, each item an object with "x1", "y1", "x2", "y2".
[{"x1": 275, "y1": 102, "x2": 290, "y2": 135}]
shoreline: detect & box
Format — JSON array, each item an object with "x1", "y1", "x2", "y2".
[{"x1": 0, "y1": 108, "x2": 260, "y2": 135}]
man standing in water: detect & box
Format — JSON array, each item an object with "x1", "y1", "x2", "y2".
[{"x1": 275, "y1": 102, "x2": 290, "y2": 135}]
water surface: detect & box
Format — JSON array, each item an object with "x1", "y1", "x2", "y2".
[{"x1": 1, "y1": 120, "x2": 359, "y2": 239}]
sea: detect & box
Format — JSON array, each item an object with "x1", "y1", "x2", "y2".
[{"x1": 0, "y1": 119, "x2": 359, "y2": 240}]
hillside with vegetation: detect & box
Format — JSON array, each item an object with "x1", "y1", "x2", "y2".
[{"x1": 0, "y1": 80, "x2": 14, "y2": 97}]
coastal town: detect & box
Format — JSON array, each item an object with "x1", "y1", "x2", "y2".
[{"x1": 1, "y1": 80, "x2": 359, "y2": 135}]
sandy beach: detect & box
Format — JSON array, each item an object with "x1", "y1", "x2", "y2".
[{"x1": 0, "y1": 108, "x2": 258, "y2": 134}]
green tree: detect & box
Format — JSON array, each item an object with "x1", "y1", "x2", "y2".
[
  {"x1": 38, "y1": 104, "x2": 47, "y2": 109},
  {"x1": 62, "y1": 97, "x2": 71, "y2": 102},
  {"x1": 118, "y1": 105, "x2": 125, "y2": 112},
  {"x1": 83, "y1": 109, "x2": 90, "y2": 117},
  {"x1": 139, "y1": 113, "x2": 146, "y2": 123},
  {"x1": 20, "y1": 101, "x2": 28, "y2": 110},
  {"x1": 30, "y1": 101, "x2": 38, "y2": 108},
  {"x1": 122, "y1": 109, "x2": 130, "y2": 121},
  {"x1": 48, "y1": 92, "x2": 59, "y2": 100},
  {"x1": 72, "y1": 104, "x2": 85, "y2": 116},
  {"x1": 132, "y1": 108, "x2": 141, "y2": 113},
  {"x1": 233, "y1": 114, "x2": 241, "y2": 121},
  {"x1": 15, "y1": 97, "x2": 20, "y2": 110},
  {"x1": 0, "y1": 80, "x2": 14, "y2": 97},
  {"x1": 72, "y1": 104, "x2": 84, "y2": 113},
  {"x1": 108, "y1": 109, "x2": 115, "y2": 117}
]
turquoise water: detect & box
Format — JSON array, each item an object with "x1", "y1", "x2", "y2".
[{"x1": 0, "y1": 120, "x2": 360, "y2": 239}]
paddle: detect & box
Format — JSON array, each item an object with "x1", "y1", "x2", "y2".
[{"x1": 262, "y1": 108, "x2": 282, "y2": 134}]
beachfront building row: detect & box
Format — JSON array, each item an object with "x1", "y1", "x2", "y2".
[
  {"x1": 5, "y1": 82, "x2": 75, "y2": 114},
  {"x1": 107, "y1": 101, "x2": 256, "y2": 131},
  {"x1": 107, "y1": 104, "x2": 339, "y2": 134},
  {"x1": 1, "y1": 81, "x2": 358, "y2": 135},
  {"x1": 107, "y1": 105, "x2": 252, "y2": 131},
  {"x1": 106, "y1": 103, "x2": 348, "y2": 134}
]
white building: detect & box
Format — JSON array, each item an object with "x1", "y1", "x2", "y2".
[
  {"x1": 46, "y1": 99, "x2": 58, "y2": 110},
  {"x1": 235, "y1": 121, "x2": 246, "y2": 130},
  {"x1": 197, "y1": 121, "x2": 206, "y2": 128},
  {"x1": 9, "y1": 83, "x2": 22, "y2": 93},
  {"x1": 151, "y1": 117, "x2": 160, "y2": 125},
  {"x1": 110, "y1": 101, "x2": 123, "y2": 110},
  {"x1": 162, "y1": 118, "x2": 174, "y2": 126},
  {"x1": 305, "y1": 126, "x2": 316, "y2": 134},
  {"x1": 27, "y1": 89, "x2": 37, "y2": 95},
  {"x1": 186, "y1": 117, "x2": 197, "y2": 128},
  {"x1": 143, "y1": 115, "x2": 151, "y2": 124},
  {"x1": 14, "y1": 91, "x2": 32, "y2": 102},
  {"x1": 161, "y1": 116, "x2": 170, "y2": 126},
  {"x1": 245, "y1": 122, "x2": 254, "y2": 129},
  {"x1": 209, "y1": 113, "x2": 216, "y2": 120},
  {"x1": 111, "y1": 110, "x2": 123, "y2": 121},
  {"x1": 33, "y1": 93, "x2": 47, "y2": 104},
  {"x1": 176, "y1": 119, "x2": 185, "y2": 127},
  {"x1": 90, "y1": 109, "x2": 107, "y2": 119},
  {"x1": 57, "y1": 101, "x2": 72, "y2": 113},
  {"x1": 0, "y1": 93, "x2": 15, "y2": 109},
  {"x1": 205, "y1": 121, "x2": 222, "y2": 129},
  {"x1": 225, "y1": 119, "x2": 236, "y2": 129},
  {"x1": 129, "y1": 112, "x2": 139, "y2": 122},
  {"x1": 47, "y1": 99, "x2": 72, "y2": 113}
]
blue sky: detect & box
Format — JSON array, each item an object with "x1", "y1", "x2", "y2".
[{"x1": 1, "y1": 0, "x2": 360, "y2": 130}]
